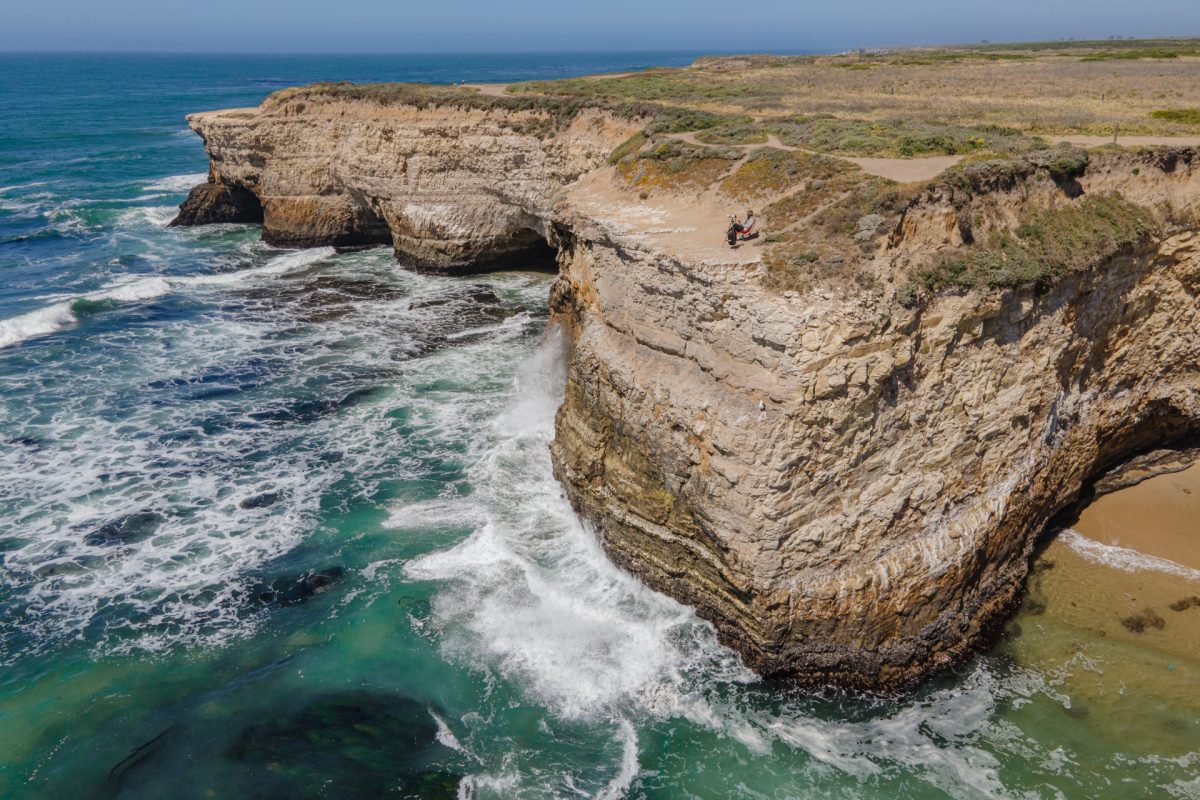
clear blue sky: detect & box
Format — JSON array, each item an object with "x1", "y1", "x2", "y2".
[{"x1": 2, "y1": 0, "x2": 1197, "y2": 53}]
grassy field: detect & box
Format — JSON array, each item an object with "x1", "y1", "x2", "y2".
[{"x1": 511, "y1": 41, "x2": 1200, "y2": 139}]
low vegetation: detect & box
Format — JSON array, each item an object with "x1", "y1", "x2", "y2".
[
  {"x1": 904, "y1": 193, "x2": 1155, "y2": 295},
  {"x1": 1150, "y1": 109, "x2": 1200, "y2": 125},
  {"x1": 721, "y1": 149, "x2": 852, "y2": 200},
  {"x1": 262, "y1": 82, "x2": 661, "y2": 130},
  {"x1": 762, "y1": 176, "x2": 915, "y2": 294},
  {"x1": 616, "y1": 139, "x2": 740, "y2": 192},
  {"x1": 940, "y1": 147, "x2": 1090, "y2": 195},
  {"x1": 769, "y1": 116, "x2": 1045, "y2": 158},
  {"x1": 695, "y1": 125, "x2": 768, "y2": 145},
  {"x1": 1080, "y1": 48, "x2": 1200, "y2": 62}
]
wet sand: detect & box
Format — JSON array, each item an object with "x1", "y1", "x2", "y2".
[
  {"x1": 1000, "y1": 460, "x2": 1200, "y2": 756},
  {"x1": 1072, "y1": 461, "x2": 1200, "y2": 570}
]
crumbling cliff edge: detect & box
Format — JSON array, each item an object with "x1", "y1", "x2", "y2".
[{"x1": 177, "y1": 84, "x2": 1200, "y2": 690}]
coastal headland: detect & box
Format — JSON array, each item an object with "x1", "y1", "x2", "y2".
[{"x1": 175, "y1": 39, "x2": 1200, "y2": 691}]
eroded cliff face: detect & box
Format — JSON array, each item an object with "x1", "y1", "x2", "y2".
[
  {"x1": 176, "y1": 96, "x2": 645, "y2": 271},
  {"x1": 179, "y1": 93, "x2": 1200, "y2": 690},
  {"x1": 549, "y1": 152, "x2": 1200, "y2": 689}
]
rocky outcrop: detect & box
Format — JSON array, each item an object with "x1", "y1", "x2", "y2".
[
  {"x1": 173, "y1": 94, "x2": 646, "y2": 271},
  {"x1": 171, "y1": 178, "x2": 264, "y2": 227},
  {"x1": 548, "y1": 150, "x2": 1200, "y2": 690},
  {"x1": 180, "y1": 89, "x2": 1200, "y2": 691}
]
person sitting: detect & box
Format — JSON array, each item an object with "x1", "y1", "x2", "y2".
[{"x1": 726, "y1": 209, "x2": 757, "y2": 246}]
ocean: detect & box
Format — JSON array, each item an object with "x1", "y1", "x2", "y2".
[{"x1": 0, "y1": 53, "x2": 1197, "y2": 799}]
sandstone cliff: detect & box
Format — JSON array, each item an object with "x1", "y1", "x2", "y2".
[
  {"x1": 178, "y1": 86, "x2": 1200, "y2": 691},
  {"x1": 174, "y1": 87, "x2": 647, "y2": 271}
]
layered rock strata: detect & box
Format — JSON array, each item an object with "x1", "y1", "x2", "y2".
[
  {"x1": 175, "y1": 96, "x2": 645, "y2": 270},
  {"x1": 179, "y1": 94, "x2": 1200, "y2": 690}
]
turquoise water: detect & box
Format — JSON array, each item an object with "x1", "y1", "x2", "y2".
[{"x1": 1, "y1": 54, "x2": 1197, "y2": 799}]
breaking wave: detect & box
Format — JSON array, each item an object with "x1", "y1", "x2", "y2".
[{"x1": 0, "y1": 277, "x2": 171, "y2": 349}]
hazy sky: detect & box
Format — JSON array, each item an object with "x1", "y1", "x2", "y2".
[{"x1": 2, "y1": 0, "x2": 1197, "y2": 53}]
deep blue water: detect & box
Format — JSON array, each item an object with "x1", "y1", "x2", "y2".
[{"x1": 1, "y1": 53, "x2": 1197, "y2": 800}]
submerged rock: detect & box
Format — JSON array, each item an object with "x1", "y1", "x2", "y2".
[
  {"x1": 227, "y1": 691, "x2": 459, "y2": 797},
  {"x1": 106, "y1": 726, "x2": 177, "y2": 792},
  {"x1": 1169, "y1": 595, "x2": 1200, "y2": 612},
  {"x1": 252, "y1": 567, "x2": 345, "y2": 607},
  {"x1": 85, "y1": 511, "x2": 163, "y2": 546},
  {"x1": 1121, "y1": 608, "x2": 1166, "y2": 634},
  {"x1": 239, "y1": 491, "x2": 280, "y2": 510}
]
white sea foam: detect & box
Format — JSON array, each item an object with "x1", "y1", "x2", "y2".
[
  {"x1": 0, "y1": 277, "x2": 173, "y2": 349},
  {"x1": 92, "y1": 276, "x2": 172, "y2": 303},
  {"x1": 0, "y1": 181, "x2": 49, "y2": 195},
  {"x1": 1060, "y1": 528, "x2": 1200, "y2": 582},
  {"x1": 143, "y1": 173, "x2": 208, "y2": 193},
  {"x1": 116, "y1": 205, "x2": 178, "y2": 229},
  {"x1": 180, "y1": 247, "x2": 336, "y2": 287},
  {"x1": 0, "y1": 302, "x2": 78, "y2": 349},
  {"x1": 596, "y1": 719, "x2": 640, "y2": 800}
]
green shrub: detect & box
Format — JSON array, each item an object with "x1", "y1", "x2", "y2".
[
  {"x1": 769, "y1": 116, "x2": 1042, "y2": 158},
  {"x1": 1150, "y1": 108, "x2": 1200, "y2": 125},
  {"x1": 940, "y1": 146, "x2": 1089, "y2": 194},
  {"x1": 908, "y1": 193, "x2": 1154, "y2": 293},
  {"x1": 696, "y1": 125, "x2": 769, "y2": 145},
  {"x1": 646, "y1": 108, "x2": 751, "y2": 134},
  {"x1": 608, "y1": 131, "x2": 648, "y2": 164}
]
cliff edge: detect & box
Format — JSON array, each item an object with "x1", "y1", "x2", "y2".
[{"x1": 175, "y1": 51, "x2": 1200, "y2": 690}]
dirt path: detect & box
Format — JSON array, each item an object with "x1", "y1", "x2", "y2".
[
  {"x1": 463, "y1": 83, "x2": 511, "y2": 97},
  {"x1": 843, "y1": 154, "x2": 964, "y2": 182},
  {"x1": 1048, "y1": 135, "x2": 1200, "y2": 148},
  {"x1": 663, "y1": 132, "x2": 962, "y2": 183}
]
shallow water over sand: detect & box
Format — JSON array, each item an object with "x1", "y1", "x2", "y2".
[{"x1": 1002, "y1": 463, "x2": 1200, "y2": 766}]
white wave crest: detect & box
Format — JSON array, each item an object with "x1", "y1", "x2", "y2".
[
  {"x1": 0, "y1": 277, "x2": 172, "y2": 349},
  {"x1": 181, "y1": 247, "x2": 336, "y2": 287},
  {"x1": 92, "y1": 276, "x2": 172, "y2": 304},
  {"x1": 0, "y1": 302, "x2": 78, "y2": 349},
  {"x1": 143, "y1": 173, "x2": 207, "y2": 193},
  {"x1": 116, "y1": 205, "x2": 178, "y2": 229},
  {"x1": 1060, "y1": 528, "x2": 1200, "y2": 582}
]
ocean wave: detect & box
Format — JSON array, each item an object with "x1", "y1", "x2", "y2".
[
  {"x1": 1060, "y1": 528, "x2": 1200, "y2": 582},
  {"x1": 143, "y1": 173, "x2": 207, "y2": 194},
  {"x1": 179, "y1": 247, "x2": 337, "y2": 286},
  {"x1": 116, "y1": 205, "x2": 178, "y2": 229},
  {"x1": 0, "y1": 247, "x2": 339, "y2": 349},
  {"x1": 0, "y1": 193, "x2": 54, "y2": 219},
  {"x1": 0, "y1": 181, "x2": 50, "y2": 195},
  {"x1": 0, "y1": 277, "x2": 171, "y2": 349}
]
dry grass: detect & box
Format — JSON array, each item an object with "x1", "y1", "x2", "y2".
[
  {"x1": 721, "y1": 149, "x2": 852, "y2": 200},
  {"x1": 508, "y1": 43, "x2": 1200, "y2": 137},
  {"x1": 616, "y1": 139, "x2": 740, "y2": 192}
]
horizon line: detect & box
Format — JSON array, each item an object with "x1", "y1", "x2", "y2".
[{"x1": 2, "y1": 35, "x2": 1197, "y2": 57}]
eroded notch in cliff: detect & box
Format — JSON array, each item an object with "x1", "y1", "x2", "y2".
[{"x1": 171, "y1": 180, "x2": 264, "y2": 227}]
